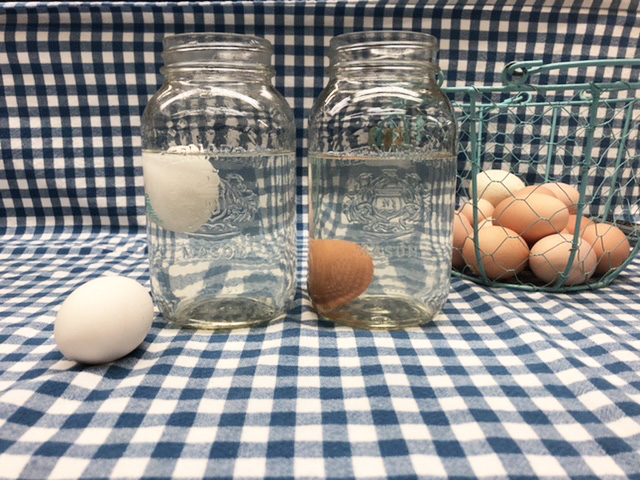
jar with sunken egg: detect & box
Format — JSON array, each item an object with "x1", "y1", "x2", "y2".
[
  {"x1": 141, "y1": 33, "x2": 296, "y2": 329},
  {"x1": 308, "y1": 31, "x2": 458, "y2": 329}
]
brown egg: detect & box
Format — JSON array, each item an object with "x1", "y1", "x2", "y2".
[
  {"x1": 514, "y1": 184, "x2": 555, "y2": 198},
  {"x1": 308, "y1": 239, "x2": 374, "y2": 311},
  {"x1": 543, "y1": 182, "x2": 580, "y2": 214},
  {"x1": 582, "y1": 223, "x2": 631, "y2": 275},
  {"x1": 458, "y1": 199, "x2": 494, "y2": 225},
  {"x1": 452, "y1": 213, "x2": 472, "y2": 269},
  {"x1": 493, "y1": 192, "x2": 569, "y2": 245},
  {"x1": 461, "y1": 226, "x2": 529, "y2": 280},
  {"x1": 475, "y1": 169, "x2": 526, "y2": 207},
  {"x1": 477, "y1": 217, "x2": 495, "y2": 231},
  {"x1": 529, "y1": 233, "x2": 597, "y2": 286},
  {"x1": 565, "y1": 215, "x2": 594, "y2": 236}
]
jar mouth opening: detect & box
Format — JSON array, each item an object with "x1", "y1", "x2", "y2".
[
  {"x1": 330, "y1": 31, "x2": 437, "y2": 51},
  {"x1": 329, "y1": 30, "x2": 438, "y2": 67},
  {"x1": 162, "y1": 33, "x2": 273, "y2": 68},
  {"x1": 163, "y1": 33, "x2": 272, "y2": 53}
]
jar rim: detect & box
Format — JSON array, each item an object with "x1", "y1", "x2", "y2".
[
  {"x1": 162, "y1": 33, "x2": 273, "y2": 70},
  {"x1": 328, "y1": 30, "x2": 438, "y2": 68},
  {"x1": 163, "y1": 33, "x2": 273, "y2": 54},
  {"x1": 330, "y1": 30, "x2": 438, "y2": 52}
]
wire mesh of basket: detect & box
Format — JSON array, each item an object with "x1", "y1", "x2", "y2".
[{"x1": 444, "y1": 59, "x2": 640, "y2": 292}]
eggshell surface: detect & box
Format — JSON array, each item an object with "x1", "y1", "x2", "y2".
[
  {"x1": 529, "y1": 234, "x2": 597, "y2": 286},
  {"x1": 477, "y1": 217, "x2": 495, "y2": 231},
  {"x1": 514, "y1": 184, "x2": 555, "y2": 199},
  {"x1": 565, "y1": 215, "x2": 594, "y2": 236},
  {"x1": 308, "y1": 239, "x2": 374, "y2": 311},
  {"x1": 55, "y1": 276, "x2": 154, "y2": 364},
  {"x1": 475, "y1": 169, "x2": 526, "y2": 207},
  {"x1": 582, "y1": 223, "x2": 631, "y2": 275},
  {"x1": 458, "y1": 199, "x2": 494, "y2": 225},
  {"x1": 452, "y1": 213, "x2": 472, "y2": 268},
  {"x1": 461, "y1": 226, "x2": 529, "y2": 280},
  {"x1": 493, "y1": 192, "x2": 569, "y2": 244},
  {"x1": 143, "y1": 149, "x2": 220, "y2": 233},
  {"x1": 543, "y1": 182, "x2": 580, "y2": 214}
]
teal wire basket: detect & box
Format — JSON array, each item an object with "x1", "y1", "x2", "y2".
[{"x1": 445, "y1": 59, "x2": 640, "y2": 292}]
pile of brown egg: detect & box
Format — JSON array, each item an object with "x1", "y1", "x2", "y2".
[{"x1": 453, "y1": 169, "x2": 632, "y2": 286}]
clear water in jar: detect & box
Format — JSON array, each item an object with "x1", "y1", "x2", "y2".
[
  {"x1": 144, "y1": 149, "x2": 297, "y2": 329},
  {"x1": 308, "y1": 152, "x2": 456, "y2": 329}
]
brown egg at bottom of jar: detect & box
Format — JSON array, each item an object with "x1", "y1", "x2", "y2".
[{"x1": 308, "y1": 239, "x2": 375, "y2": 311}]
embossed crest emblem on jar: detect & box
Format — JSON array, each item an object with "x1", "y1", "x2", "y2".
[
  {"x1": 308, "y1": 31, "x2": 458, "y2": 328},
  {"x1": 345, "y1": 169, "x2": 427, "y2": 238}
]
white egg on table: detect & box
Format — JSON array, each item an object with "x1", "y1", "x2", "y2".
[
  {"x1": 54, "y1": 276, "x2": 154, "y2": 364},
  {"x1": 143, "y1": 148, "x2": 220, "y2": 233}
]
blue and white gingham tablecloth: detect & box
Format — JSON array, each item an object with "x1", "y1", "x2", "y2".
[{"x1": 1, "y1": 1, "x2": 640, "y2": 478}]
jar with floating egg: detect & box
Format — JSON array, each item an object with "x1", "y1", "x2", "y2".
[
  {"x1": 141, "y1": 33, "x2": 296, "y2": 329},
  {"x1": 308, "y1": 31, "x2": 458, "y2": 328}
]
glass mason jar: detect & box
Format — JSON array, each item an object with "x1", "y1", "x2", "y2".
[
  {"x1": 308, "y1": 31, "x2": 457, "y2": 329},
  {"x1": 141, "y1": 33, "x2": 297, "y2": 329}
]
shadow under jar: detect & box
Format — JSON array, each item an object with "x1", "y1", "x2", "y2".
[
  {"x1": 308, "y1": 31, "x2": 458, "y2": 329},
  {"x1": 141, "y1": 33, "x2": 297, "y2": 329}
]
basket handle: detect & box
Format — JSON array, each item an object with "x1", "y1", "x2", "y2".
[{"x1": 501, "y1": 58, "x2": 640, "y2": 86}]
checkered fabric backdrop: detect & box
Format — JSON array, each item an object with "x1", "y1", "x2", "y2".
[{"x1": 2, "y1": 1, "x2": 640, "y2": 479}]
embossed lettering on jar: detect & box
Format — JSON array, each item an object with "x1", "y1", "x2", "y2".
[
  {"x1": 141, "y1": 34, "x2": 296, "y2": 329},
  {"x1": 308, "y1": 31, "x2": 457, "y2": 328}
]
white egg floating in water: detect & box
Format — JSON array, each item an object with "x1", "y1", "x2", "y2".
[{"x1": 143, "y1": 145, "x2": 220, "y2": 233}]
